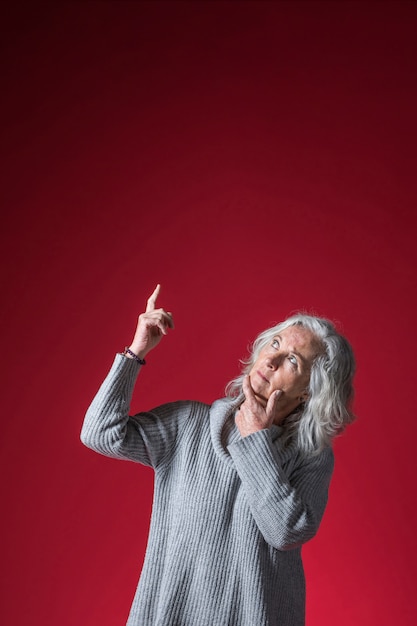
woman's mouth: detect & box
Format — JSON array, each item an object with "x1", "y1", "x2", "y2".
[{"x1": 257, "y1": 370, "x2": 269, "y2": 384}]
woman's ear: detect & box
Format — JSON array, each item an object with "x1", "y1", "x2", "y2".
[{"x1": 299, "y1": 390, "x2": 309, "y2": 403}]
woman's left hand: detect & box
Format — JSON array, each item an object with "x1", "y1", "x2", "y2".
[{"x1": 236, "y1": 376, "x2": 283, "y2": 438}]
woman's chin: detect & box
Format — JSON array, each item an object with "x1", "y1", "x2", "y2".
[{"x1": 253, "y1": 392, "x2": 268, "y2": 407}]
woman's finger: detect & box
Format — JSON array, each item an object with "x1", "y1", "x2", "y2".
[
  {"x1": 143, "y1": 309, "x2": 174, "y2": 329},
  {"x1": 146, "y1": 284, "x2": 161, "y2": 312},
  {"x1": 161, "y1": 311, "x2": 174, "y2": 329},
  {"x1": 166, "y1": 312, "x2": 175, "y2": 329},
  {"x1": 242, "y1": 375, "x2": 257, "y2": 405},
  {"x1": 266, "y1": 389, "x2": 282, "y2": 420}
]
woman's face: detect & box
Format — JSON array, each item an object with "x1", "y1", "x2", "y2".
[{"x1": 248, "y1": 325, "x2": 321, "y2": 424}]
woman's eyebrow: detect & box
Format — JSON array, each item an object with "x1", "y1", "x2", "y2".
[{"x1": 276, "y1": 334, "x2": 309, "y2": 365}]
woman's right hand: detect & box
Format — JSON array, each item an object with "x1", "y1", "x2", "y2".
[{"x1": 127, "y1": 284, "x2": 174, "y2": 359}]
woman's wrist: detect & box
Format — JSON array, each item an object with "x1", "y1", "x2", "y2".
[
  {"x1": 123, "y1": 346, "x2": 147, "y2": 364},
  {"x1": 129, "y1": 345, "x2": 148, "y2": 359}
]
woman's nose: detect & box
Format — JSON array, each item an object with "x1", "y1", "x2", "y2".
[{"x1": 266, "y1": 354, "x2": 282, "y2": 369}]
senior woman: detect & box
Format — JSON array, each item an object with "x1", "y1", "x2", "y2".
[{"x1": 81, "y1": 284, "x2": 355, "y2": 626}]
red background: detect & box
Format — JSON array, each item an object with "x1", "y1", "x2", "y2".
[{"x1": 1, "y1": 1, "x2": 417, "y2": 624}]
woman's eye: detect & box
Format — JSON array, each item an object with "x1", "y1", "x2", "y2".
[
  {"x1": 288, "y1": 356, "x2": 298, "y2": 367},
  {"x1": 271, "y1": 339, "x2": 279, "y2": 349}
]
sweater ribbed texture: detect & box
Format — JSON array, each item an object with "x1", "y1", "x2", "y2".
[{"x1": 81, "y1": 355, "x2": 334, "y2": 626}]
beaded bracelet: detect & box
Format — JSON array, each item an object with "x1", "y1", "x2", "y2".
[{"x1": 123, "y1": 347, "x2": 146, "y2": 365}]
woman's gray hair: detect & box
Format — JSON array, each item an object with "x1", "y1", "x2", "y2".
[{"x1": 226, "y1": 314, "x2": 356, "y2": 455}]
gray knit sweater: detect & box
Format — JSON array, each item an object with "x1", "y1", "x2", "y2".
[{"x1": 81, "y1": 355, "x2": 334, "y2": 626}]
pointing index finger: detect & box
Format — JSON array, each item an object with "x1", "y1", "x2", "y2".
[{"x1": 146, "y1": 284, "x2": 161, "y2": 312}]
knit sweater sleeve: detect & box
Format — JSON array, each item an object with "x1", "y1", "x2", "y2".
[
  {"x1": 80, "y1": 354, "x2": 190, "y2": 468},
  {"x1": 227, "y1": 429, "x2": 334, "y2": 551}
]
